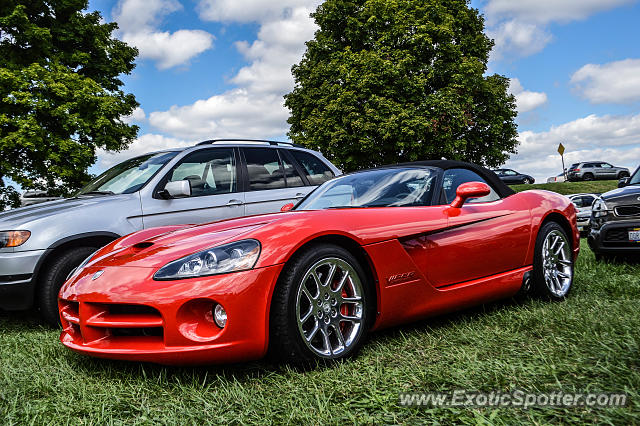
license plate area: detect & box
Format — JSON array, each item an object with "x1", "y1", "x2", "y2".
[{"x1": 629, "y1": 228, "x2": 640, "y2": 242}]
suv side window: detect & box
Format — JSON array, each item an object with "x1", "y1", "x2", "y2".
[
  {"x1": 166, "y1": 148, "x2": 236, "y2": 197},
  {"x1": 279, "y1": 151, "x2": 305, "y2": 188},
  {"x1": 243, "y1": 148, "x2": 286, "y2": 191},
  {"x1": 290, "y1": 150, "x2": 335, "y2": 185},
  {"x1": 600, "y1": 163, "x2": 612, "y2": 168},
  {"x1": 441, "y1": 168, "x2": 500, "y2": 204}
]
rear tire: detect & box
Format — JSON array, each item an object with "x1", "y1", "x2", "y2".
[
  {"x1": 531, "y1": 222, "x2": 574, "y2": 300},
  {"x1": 583, "y1": 173, "x2": 594, "y2": 181},
  {"x1": 269, "y1": 244, "x2": 371, "y2": 364},
  {"x1": 523, "y1": 178, "x2": 533, "y2": 184},
  {"x1": 37, "y1": 246, "x2": 96, "y2": 327},
  {"x1": 618, "y1": 171, "x2": 629, "y2": 179}
]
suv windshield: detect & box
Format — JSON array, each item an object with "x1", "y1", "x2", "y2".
[
  {"x1": 629, "y1": 168, "x2": 640, "y2": 185},
  {"x1": 296, "y1": 167, "x2": 436, "y2": 210},
  {"x1": 76, "y1": 151, "x2": 179, "y2": 196}
]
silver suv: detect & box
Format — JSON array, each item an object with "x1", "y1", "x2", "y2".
[
  {"x1": 567, "y1": 162, "x2": 630, "y2": 181},
  {"x1": 0, "y1": 140, "x2": 340, "y2": 325}
]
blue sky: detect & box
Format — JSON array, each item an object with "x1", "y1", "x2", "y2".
[{"x1": 86, "y1": 0, "x2": 640, "y2": 182}]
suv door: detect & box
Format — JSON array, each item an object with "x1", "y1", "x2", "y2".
[
  {"x1": 241, "y1": 147, "x2": 308, "y2": 215},
  {"x1": 599, "y1": 163, "x2": 616, "y2": 179},
  {"x1": 141, "y1": 148, "x2": 244, "y2": 228}
]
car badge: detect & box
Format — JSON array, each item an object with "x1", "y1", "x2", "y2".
[{"x1": 92, "y1": 270, "x2": 104, "y2": 280}]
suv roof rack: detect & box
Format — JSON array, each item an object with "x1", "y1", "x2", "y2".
[{"x1": 196, "y1": 139, "x2": 304, "y2": 148}]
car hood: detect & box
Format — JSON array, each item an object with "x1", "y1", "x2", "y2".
[
  {"x1": 89, "y1": 213, "x2": 288, "y2": 269},
  {"x1": 0, "y1": 195, "x2": 133, "y2": 228},
  {"x1": 601, "y1": 185, "x2": 640, "y2": 205}
]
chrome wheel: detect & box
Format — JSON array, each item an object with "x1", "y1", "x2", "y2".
[
  {"x1": 295, "y1": 257, "x2": 364, "y2": 358},
  {"x1": 541, "y1": 229, "x2": 572, "y2": 297}
]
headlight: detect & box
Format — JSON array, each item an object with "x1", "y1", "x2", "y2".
[
  {"x1": 0, "y1": 231, "x2": 31, "y2": 248},
  {"x1": 592, "y1": 197, "x2": 609, "y2": 218},
  {"x1": 154, "y1": 239, "x2": 261, "y2": 281}
]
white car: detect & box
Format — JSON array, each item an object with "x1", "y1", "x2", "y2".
[
  {"x1": 567, "y1": 193, "x2": 598, "y2": 235},
  {"x1": 547, "y1": 173, "x2": 566, "y2": 183}
]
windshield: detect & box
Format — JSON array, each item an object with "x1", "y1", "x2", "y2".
[
  {"x1": 296, "y1": 167, "x2": 437, "y2": 210},
  {"x1": 629, "y1": 167, "x2": 640, "y2": 185},
  {"x1": 76, "y1": 151, "x2": 179, "y2": 196}
]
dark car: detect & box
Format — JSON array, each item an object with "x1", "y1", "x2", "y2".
[
  {"x1": 492, "y1": 169, "x2": 535, "y2": 185},
  {"x1": 588, "y1": 165, "x2": 640, "y2": 260}
]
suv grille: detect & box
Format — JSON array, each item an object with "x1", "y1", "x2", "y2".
[
  {"x1": 59, "y1": 300, "x2": 163, "y2": 343},
  {"x1": 614, "y1": 205, "x2": 640, "y2": 217},
  {"x1": 604, "y1": 228, "x2": 629, "y2": 241}
]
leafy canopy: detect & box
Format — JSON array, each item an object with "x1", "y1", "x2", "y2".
[
  {"x1": 285, "y1": 0, "x2": 518, "y2": 172},
  {"x1": 0, "y1": 0, "x2": 139, "y2": 209}
]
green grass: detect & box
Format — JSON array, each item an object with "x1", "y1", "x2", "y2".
[
  {"x1": 511, "y1": 180, "x2": 618, "y2": 195},
  {"x1": 1, "y1": 243, "x2": 638, "y2": 424}
]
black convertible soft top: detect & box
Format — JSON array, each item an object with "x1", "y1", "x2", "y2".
[{"x1": 396, "y1": 160, "x2": 516, "y2": 199}]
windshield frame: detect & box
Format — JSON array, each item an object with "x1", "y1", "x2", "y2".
[
  {"x1": 75, "y1": 151, "x2": 180, "y2": 197},
  {"x1": 294, "y1": 166, "x2": 439, "y2": 211}
]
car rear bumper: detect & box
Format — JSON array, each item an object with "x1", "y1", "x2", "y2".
[
  {"x1": 588, "y1": 221, "x2": 640, "y2": 254},
  {"x1": 0, "y1": 249, "x2": 46, "y2": 310},
  {"x1": 59, "y1": 263, "x2": 284, "y2": 365}
]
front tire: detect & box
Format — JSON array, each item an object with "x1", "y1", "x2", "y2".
[
  {"x1": 531, "y1": 222, "x2": 574, "y2": 300},
  {"x1": 523, "y1": 178, "x2": 533, "y2": 184},
  {"x1": 269, "y1": 244, "x2": 371, "y2": 364},
  {"x1": 37, "y1": 246, "x2": 96, "y2": 327}
]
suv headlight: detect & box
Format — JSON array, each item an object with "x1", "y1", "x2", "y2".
[
  {"x1": 0, "y1": 231, "x2": 31, "y2": 248},
  {"x1": 592, "y1": 197, "x2": 609, "y2": 218},
  {"x1": 154, "y1": 239, "x2": 261, "y2": 281}
]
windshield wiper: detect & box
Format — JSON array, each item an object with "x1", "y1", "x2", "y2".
[{"x1": 81, "y1": 191, "x2": 115, "y2": 196}]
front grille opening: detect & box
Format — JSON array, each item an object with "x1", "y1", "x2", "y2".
[
  {"x1": 615, "y1": 205, "x2": 640, "y2": 217},
  {"x1": 605, "y1": 229, "x2": 632, "y2": 241},
  {"x1": 109, "y1": 304, "x2": 159, "y2": 316},
  {"x1": 111, "y1": 327, "x2": 163, "y2": 337}
]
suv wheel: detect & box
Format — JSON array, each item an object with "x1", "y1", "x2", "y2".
[
  {"x1": 582, "y1": 173, "x2": 594, "y2": 181},
  {"x1": 618, "y1": 171, "x2": 629, "y2": 179},
  {"x1": 37, "y1": 246, "x2": 96, "y2": 327}
]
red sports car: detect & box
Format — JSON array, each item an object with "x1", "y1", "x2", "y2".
[{"x1": 59, "y1": 161, "x2": 579, "y2": 365}]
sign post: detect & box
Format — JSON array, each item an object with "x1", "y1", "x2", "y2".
[{"x1": 557, "y1": 143, "x2": 566, "y2": 180}]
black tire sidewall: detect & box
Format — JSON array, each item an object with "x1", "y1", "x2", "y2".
[
  {"x1": 583, "y1": 174, "x2": 594, "y2": 181},
  {"x1": 37, "y1": 246, "x2": 96, "y2": 327},
  {"x1": 531, "y1": 222, "x2": 573, "y2": 301},
  {"x1": 270, "y1": 244, "x2": 371, "y2": 363}
]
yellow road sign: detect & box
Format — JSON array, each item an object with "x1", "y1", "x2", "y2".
[{"x1": 558, "y1": 143, "x2": 565, "y2": 156}]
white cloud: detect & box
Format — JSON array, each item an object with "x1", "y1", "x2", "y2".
[
  {"x1": 570, "y1": 59, "x2": 640, "y2": 104},
  {"x1": 113, "y1": 0, "x2": 214, "y2": 69},
  {"x1": 122, "y1": 30, "x2": 214, "y2": 70},
  {"x1": 197, "y1": 0, "x2": 321, "y2": 23},
  {"x1": 484, "y1": 0, "x2": 635, "y2": 59},
  {"x1": 485, "y1": 0, "x2": 635, "y2": 24},
  {"x1": 97, "y1": 134, "x2": 191, "y2": 168},
  {"x1": 504, "y1": 113, "x2": 640, "y2": 181},
  {"x1": 149, "y1": 89, "x2": 290, "y2": 139},
  {"x1": 508, "y1": 78, "x2": 548, "y2": 113},
  {"x1": 146, "y1": 5, "x2": 317, "y2": 140},
  {"x1": 122, "y1": 107, "x2": 146, "y2": 124}
]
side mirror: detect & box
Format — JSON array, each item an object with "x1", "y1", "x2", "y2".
[
  {"x1": 164, "y1": 180, "x2": 192, "y2": 198},
  {"x1": 281, "y1": 203, "x2": 294, "y2": 212},
  {"x1": 618, "y1": 177, "x2": 630, "y2": 188},
  {"x1": 450, "y1": 182, "x2": 491, "y2": 209}
]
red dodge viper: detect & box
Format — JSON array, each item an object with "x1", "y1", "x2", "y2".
[{"x1": 59, "y1": 161, "x2": 579, "y2": 365}]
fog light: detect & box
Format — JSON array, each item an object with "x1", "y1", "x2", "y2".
[{"x1": 213, "y1": 304, "x2": 227, "y2": 328}]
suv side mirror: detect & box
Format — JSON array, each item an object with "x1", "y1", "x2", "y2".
[
  {"x1": 450, "y1": 182, "x2": 491, "y2": 209},
  {"x1": 618, "y1": 177, "x2": 630, "y2": 188},
  {"x1": 163, "y1": 180, "x2": 192, "y2": 198}
]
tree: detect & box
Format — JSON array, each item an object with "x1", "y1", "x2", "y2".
[
  {"x1": 0, "y1": 0, "x2": 139, "y2": 209},
  {"x1": 285, "y1": 0, "x2": 518, "y2": 172}
]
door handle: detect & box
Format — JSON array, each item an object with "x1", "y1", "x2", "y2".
[{"x1": 226, "y1": 199, "x2": 244, "y2": 206}]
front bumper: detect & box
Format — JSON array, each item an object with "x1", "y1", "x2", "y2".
[
  {"x1": 59, "y1": 263, "x2": 284, "y2": 365},
  {"x1": 0, "y1": 249, "x2": 46, "y2": 310},
  {"x1": 588, "y1": 220, "x2": 640, "y2": 254}
]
